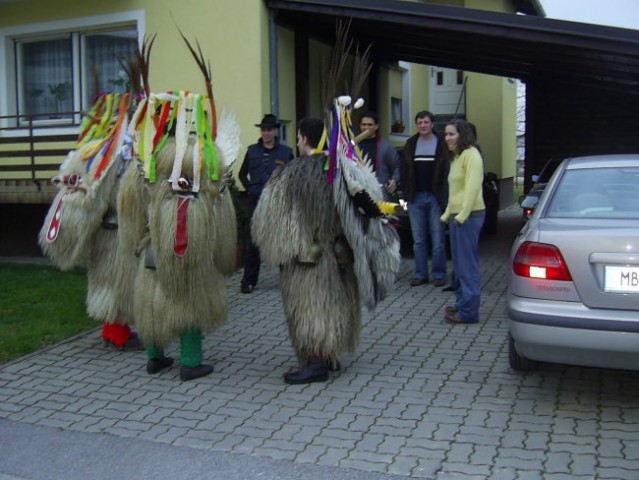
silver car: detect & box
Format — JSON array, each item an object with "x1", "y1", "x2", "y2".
[{"x1": 507, "y1": 154, "x2": 639, "y2": 371}]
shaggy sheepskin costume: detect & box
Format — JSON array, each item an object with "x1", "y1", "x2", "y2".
[
  {"x1": 252, "y1": 97, "x2": 401, "y2": 384},
  {"x1": 39, "y1": 94, "x2": 142, "y2": 348},
  {"x1": 126, "y1": 91, "x2": 240, "y2": 380},
  {"x1": 253, "y1": 154, "x2": 361, "y2": 362}
]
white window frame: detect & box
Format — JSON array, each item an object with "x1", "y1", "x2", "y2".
[{"x1": 0, "y1": 10, "x2": 145, "y2": 135}]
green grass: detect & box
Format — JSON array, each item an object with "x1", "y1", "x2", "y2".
[{"x1": 0, "y1": 263, "x2": 95, "y2": 364}]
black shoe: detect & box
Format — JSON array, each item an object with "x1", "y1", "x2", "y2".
[
  {"x1": 442, "y1": 285, "x2": 456, "y2": 292},
  {"x1": 241, "y1": 282, "x2": 254, "y2": 294},
  {"x1": 327, "y1": 358, "x2": 341, "y2": 372},
  {"x1": 180, "y1": 364, "x2": 214, "y2": 381},
  {"x1": 433, "y1": 278, "x2": 446, "y2": 287},
  {"x1": 146, "y1": 356, "x2": 174, "y2": 374},
  {"x1": 284, "y1": 357, "x2": 329, "y2": 385},
  {"x1": 103, "y1": 332, "x2": 144, "y2": 351},
  {"x1": 410, "y1": 278, "x2": 428, "y2": 287},
  {"x1": 120, "y1": 332, "x2": 144, "y2": 351}
]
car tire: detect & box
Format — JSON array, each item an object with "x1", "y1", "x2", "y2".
[{"x1": 508, "y1": 333, "x2": 536, "y2": 371}]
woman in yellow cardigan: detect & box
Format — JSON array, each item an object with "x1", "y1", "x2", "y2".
[{"x1": 440, "y1": 119, "x2": 485, "y2": 324}]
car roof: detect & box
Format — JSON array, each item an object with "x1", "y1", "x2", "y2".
[{"x1": 563, "y1": 154, "x2": 639, "y2": 169}]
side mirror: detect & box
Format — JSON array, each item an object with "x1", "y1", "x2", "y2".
[{"x1": 531, "y1": 174, "x2": 540, "y2": 183}]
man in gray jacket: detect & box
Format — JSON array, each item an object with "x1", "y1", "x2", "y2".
[{"x1": 358, "y1": 112, "x2": 400, "y2": 200}]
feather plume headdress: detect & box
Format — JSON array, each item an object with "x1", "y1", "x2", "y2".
[
  {"x1": 129, "y1": 30, "x2": 240, "y2": 191},
  {"x1": 132, "y1": 90, "x2": 220, "y2": 192},
  {"x1": 317, "y1": 20, "x2": 401, "y2": 310}
]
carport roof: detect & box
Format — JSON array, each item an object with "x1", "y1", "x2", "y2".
[{"x1": 267, "y1": 0, "x2": 639, "y2": 94}]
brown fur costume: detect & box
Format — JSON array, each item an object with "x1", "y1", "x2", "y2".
[
  {"x1": 132, "y1": 136, "x2": 236, "y2": 349},
  {"x1": 252, "y1": 154, "x2": 361, "y2": 361}
]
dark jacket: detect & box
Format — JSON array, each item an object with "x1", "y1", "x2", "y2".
[
  {"x1": 399, "y1": 131, "x2": 449, "y2": 206},
  {"x1": 238, "y1": 138, "x2": 293, "y2": 197},
  {"x1": 360, "y1": 135, "x2": 400, "y2": 189}
]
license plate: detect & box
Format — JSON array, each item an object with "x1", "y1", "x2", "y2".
[{"x1": 604, "y1": 266, "x2": 639, "y2": 293}]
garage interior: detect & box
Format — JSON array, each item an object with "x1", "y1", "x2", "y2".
[{"x1": 268, "y1": 0, "x2": 639, "y2": 200}]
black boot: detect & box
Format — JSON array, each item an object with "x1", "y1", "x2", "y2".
[
  {"x1": 327, "y1": 358, "x2": 341, "y2": 372},
  {"x1": 104, "y1": 332, "x2": 144, "y2": 351},
  {"x1": 284, "y1": 357, "x2": 329, "y2": 385},
  {"x1": 120, "y1": 332, "x2": 144, "y2": 351},
  {"x1": 180, "y1": 364, "x2": 213, "y2": 381},
  {"x1": 146, "y1": 356, "x2": 174, "y2": 374}
]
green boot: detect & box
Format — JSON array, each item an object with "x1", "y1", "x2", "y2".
[{"x1": 179, "y1": 328, "x2": 213, "y2": 381}]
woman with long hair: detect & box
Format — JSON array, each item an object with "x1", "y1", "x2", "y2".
[{"x1": 440, "y1": 119, "x2": 485, "y2": 324}]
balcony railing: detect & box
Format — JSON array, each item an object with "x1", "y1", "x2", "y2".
[{"x1": 0, "y1": 111, "x2": 81, "y2": 189}]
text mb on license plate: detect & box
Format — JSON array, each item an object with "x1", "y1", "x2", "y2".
[{"x1": 605, "y1": 265, "x2": 639, "y2": 293}]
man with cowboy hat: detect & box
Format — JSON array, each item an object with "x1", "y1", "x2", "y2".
[{"x1": 238, "y1": 114, "x2": 293, "y2": 293}]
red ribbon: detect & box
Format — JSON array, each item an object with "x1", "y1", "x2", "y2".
[{"x1": 174, "y1": 197, "x2": 190, "y2": 256}]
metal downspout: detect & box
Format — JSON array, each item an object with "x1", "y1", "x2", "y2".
[{"x1": 269, "y1": 10, "x2": 279, "y2": 118}]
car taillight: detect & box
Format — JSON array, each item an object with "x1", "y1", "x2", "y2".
[
  {"x1": 524, "y1": 208, "x2": 534, "y2": 219},
  {"x1": 513, "y1": 241, "x2": 572, "y2": 281}
]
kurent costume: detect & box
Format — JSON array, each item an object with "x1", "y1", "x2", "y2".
[
  {"x1": 121, "y1": 89, "x2": 240, "y2": 381},
  {"x1": 252, "y1": 96, "x2": 401, "y2": 384},
  {"x1": 238, "y1": 114, "x2": 293, "y2": 293},
  {"x1": 39, "y1": 93, "x2": 143, "y2": 349}
]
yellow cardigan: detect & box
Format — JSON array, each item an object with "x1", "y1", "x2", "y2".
[{"x1": 440, "y1": 146, "x2": 485, "y2": 224}]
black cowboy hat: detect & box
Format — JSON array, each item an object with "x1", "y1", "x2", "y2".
[{"x1": 255, "y1": 114, "x2": 280, "y2": 129}]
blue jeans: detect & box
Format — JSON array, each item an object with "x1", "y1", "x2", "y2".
[
  {"x1": 449, "y1": 214, "x2": 484, "y2": 323},
  {"x1": 407, "y1": 192, "x2": 447, "y2": 281}
]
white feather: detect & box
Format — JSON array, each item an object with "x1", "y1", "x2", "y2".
[{"x1": 215, "y1": 108, "x2": 242, "y2": 169}]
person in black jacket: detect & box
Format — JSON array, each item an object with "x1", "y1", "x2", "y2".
[
  {"x1": 358, "y1": 111, "x2": 400, "y2": 200},
  {"x1": 399, "y1": 110, "x2": 449, "y2": 287},
  {"x1": 238, "y1": 114, "x2": 293, "y2": 293}
]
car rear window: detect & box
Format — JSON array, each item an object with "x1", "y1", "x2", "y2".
[
  {"x1": 546, "y1": 166, "x2": 639, "y2": 219},
  {"x1": 538, "y1": 158, "x2": 562, "y2": 183}
]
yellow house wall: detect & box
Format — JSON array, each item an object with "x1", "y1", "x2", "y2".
[
  {"x1": 409, "y1": 64, "x2": 430, "y2": 137},
  {"x1": 467, "y1": 72, "x2": 501, "y2": 174},
  {"x1": 277, "y1": 26, "x2": 296, "y2": 146},
  {"x1": 501, "y1": 77, "x2": 517, "y2": 180},
  {"x1": 466, "y1": 72, "x2": 516, "y2": 178},
  {"x1": 370, "y1": 61, "x2": 430, "y2": 147},
  {"x1": 1, "y1": 0, "x2": 270, "y2": 171},
  {"x1": 377, "y1": 66, "x2": 391, "y2": 136}
]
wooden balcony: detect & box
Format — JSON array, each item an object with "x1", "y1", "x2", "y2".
[{"x1": 0, "y1": 112, "x2": 80, "y2": 204}]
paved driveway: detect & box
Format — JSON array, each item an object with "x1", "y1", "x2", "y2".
[{"x1": 1, "y1": 206, "x2": 638, "y2": 479}]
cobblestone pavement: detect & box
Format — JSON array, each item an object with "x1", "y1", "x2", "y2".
[{"x1": 1, "y1": 206, "x2": 639, "y2": 479}]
